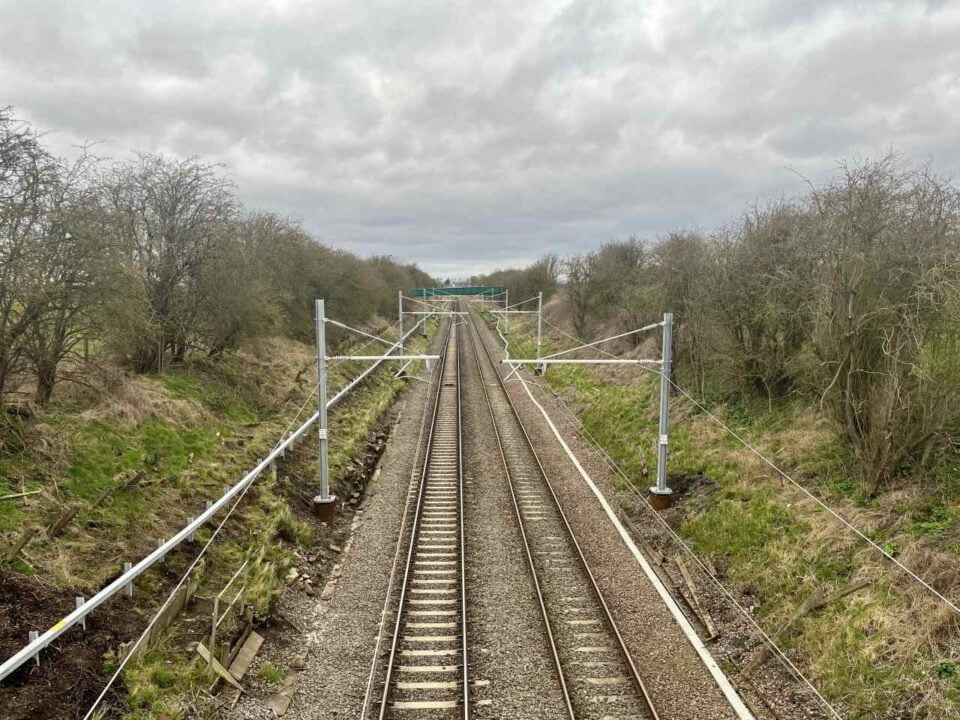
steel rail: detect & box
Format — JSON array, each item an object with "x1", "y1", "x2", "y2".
[
  {"x1": 376, "y1": 321, "x2": 469, "y2": 719},
  {"x1": 360, "y1": 320, "x2": 452, "y2": 720},
  {"x1": 0, "y1": 314, "x2": 432, "y2": 683},
  {"x1": 377, "y1": 332, "x2": 447, "y2": 719},
  {"x1": 456, "y1": 317, "x2": 470, "y2": 718},
  {"x1": 465, "y1": 308, "x2": 660, "y2": 720},
  {"x1": 463, "y1": 313, "x2": 576, "y2": 720}
]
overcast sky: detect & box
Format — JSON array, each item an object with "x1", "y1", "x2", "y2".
[{"x1": 2, "y1": 1, "x2": 958, "y2": 276}]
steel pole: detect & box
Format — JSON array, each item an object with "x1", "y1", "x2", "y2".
[
  {"x1": 398, "y1": 291, "x2": 404, "y2": 356},
  {"x1": 650, "y1": 312, "x2": 673, "y2": 507},
  {"x1": 505, "y1": 289, "x2": 509, "y2": 334},
  {"x1": 314, "y1": 300, "x2": 335, "y2": 516},
  {"x1": 536, "y1": 290, "x2": 544, "y2": 375}
]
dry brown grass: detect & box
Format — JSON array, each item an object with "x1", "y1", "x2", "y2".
[{"x1": 81, "y1": 374, "x2": 211, "y2": 428}]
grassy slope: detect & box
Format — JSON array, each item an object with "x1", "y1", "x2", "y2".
[
  {"x1": 492, "y1": 313, "x2": 960, "y2": 720},
  {"x1": 0, "y1": 324, "x2": 435, "y2": 719}
]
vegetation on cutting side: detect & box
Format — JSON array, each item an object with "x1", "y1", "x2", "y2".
[
  {"x1": 0, "y1": 105, "x2": 439, "y2": 718},
  {"x1": 474, "y1": 154, "x2": 960, "y2": 500}
]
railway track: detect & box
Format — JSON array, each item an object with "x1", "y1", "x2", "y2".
[
  {"x1": 464, "y1": 307, "x2": 660, "y2": 720},
  {"x1": 368, "y1": 321, "x2": 470, "y2": 719}
]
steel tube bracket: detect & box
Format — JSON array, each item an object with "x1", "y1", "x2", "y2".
[{"x1": 28, "y1": 632, "x2": 39, "y2": 666}]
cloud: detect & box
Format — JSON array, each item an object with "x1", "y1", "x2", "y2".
[{"x1": 2, "y1": 0, "x2": 959, "y2": 274}]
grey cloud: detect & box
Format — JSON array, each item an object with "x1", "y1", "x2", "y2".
[{"x1": 1, "y1": 0, "x2": 959, "y2": 274}]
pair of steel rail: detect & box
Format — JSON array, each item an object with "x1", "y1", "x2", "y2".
[
  {"x1": 368, "y1": 307, "x2": 658, "y2": 719},
  {"x1": 464, "y1": 307, "x2": 659, "y2": 720},
  {"x1": 369, "y1": 318, "x2": 470, "y2": 718}
]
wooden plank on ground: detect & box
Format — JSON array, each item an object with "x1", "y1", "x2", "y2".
[
  {"x1": 3, "y1": 527, "x2": 36, "y2": 562},
  {"x1": 227, "y1": 631, "x2": 263, "y2": 680},
  {"x1": 0, "y1": 490, "x2": 41, "y2": 501},
  {"x1": 266, "y1": 670, "x2": 298, "y2": 716},
  {"x1": 674, "y1": 553, "x2": 718, "y2": 640},
  {"x1": 195, "y1": 642, "x2": 244, "y2": 691}
]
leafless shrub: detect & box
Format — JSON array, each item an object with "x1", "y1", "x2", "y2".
[{"x1": 808, "y1": 155, "x2": 960, "y2": 495}]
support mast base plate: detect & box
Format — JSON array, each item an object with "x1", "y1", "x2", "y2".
[
  {"x1": 647, "y1": 488, "x2": 673, "y2": 510},
  {"x1": 312, "y1": 495, "x2": 338, "y2": 523}
]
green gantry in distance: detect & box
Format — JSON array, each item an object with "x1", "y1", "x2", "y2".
[{"x1": 411, "y1": 286, "x2": 505, "y2": 297}]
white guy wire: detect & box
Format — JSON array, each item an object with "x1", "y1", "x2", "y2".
[
  {"x1": 325, "y1": 317, "x2": 397, "y2": 348},
  {"x1": 487, "y1": 310, "x2": 837, "y2": 716},
  {"x1": 84, "y1": 316, "x2": 417, "y2": 718},
  {"x1": 271, "y1": 321, "x2": 402, "y2": 451},
  {"x1": 540, "y1": 321, "x2": 663, "y2": 360}
]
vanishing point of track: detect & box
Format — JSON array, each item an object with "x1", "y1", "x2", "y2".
[{"x1": 464, "y1": 306, "x2": 660, "y2": 720}]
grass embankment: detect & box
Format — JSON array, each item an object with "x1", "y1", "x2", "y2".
[
  {"x1": 490, "y1": 312, "x2": 960, "y2": 720},
  {"x1": 0, "y1": 323, "x2": 435, "y2": 719}
]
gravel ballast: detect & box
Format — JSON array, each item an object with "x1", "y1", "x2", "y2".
[
  {"x1": 459, "y1": 321, "x2": 569, "y2": 719},
  {"x1": 470, "y1": 309, "x2": 749, "y2": 720}
]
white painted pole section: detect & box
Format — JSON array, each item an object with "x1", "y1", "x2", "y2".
[
  {"x1": 500, "y1": 358, "x2": 662, "y2": 366},
  {"x1": 327, "y1": 355, "x2": 440, "y2": 361},
  {"x1": 651, "y1": 312, "x2": 673, "y2": 498},
  {"x1": 504, "y1": 289, "x2": 509, "y2": 334},
  {"x1": 316, "y1": 299, "x2": 331, "y2": 501},
  {"x1": 398, "y1": 291, "x2": 404, "y2": 358},
  {"x1": 536, "y1": 291, "x2": 544, "y2": 374},
  {"x1": 513, "y1": 371, "x2": 755, "y2": 720}
]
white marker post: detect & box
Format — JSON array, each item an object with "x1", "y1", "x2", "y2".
[{"x1": 397, "y1": 291, "x2": 405, "y2": 376}]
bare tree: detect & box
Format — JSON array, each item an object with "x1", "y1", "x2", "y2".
[
  {"x1": 711, "y1": 203, "x2": 814, "y2": 400},
  {"x1": 100, "y1": 154, "x2": 236, "y2": 372},
  {"x1": 23, "y1": 149, "x2": 106, "y2": 404},
  {"x1": 653, "y1": 231, "x2": 712, "y2": 397},
  {"x1": 563, "y1": 253, "x2": 593, "y2": 337},
  {"x1": 0, "y1": 109, "x2": 60, "y2": 412},
  {"x1": 809, "y1": 155, "x2": 960, "y2": 495}
]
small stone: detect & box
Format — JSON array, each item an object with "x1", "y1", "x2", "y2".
[
  {"x1": 328, "y1": 543, "x2": 342, "y2": 553},
  {"x1": 285, "y1": 568, "x2": 300, "y2": 584},
  {"x1": 320, "y1": 581, "x2": 336, "y2": 600}
]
